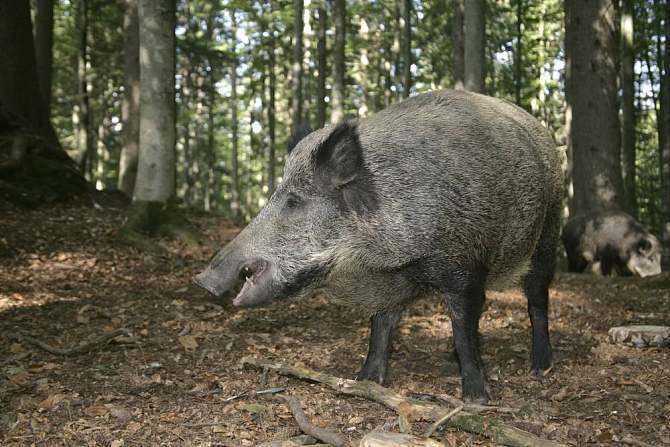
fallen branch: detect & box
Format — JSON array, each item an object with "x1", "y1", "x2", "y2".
[
  {"x1": 621, "y1": 435, "x2": 656, "y2": 447},
  {"x1": 221, "y1": 386, "x2": 286, "y2": 403},
  {"x1": 10, "y1": 329, "x2": 130, "y2": 356},
  {"x1": 409, "y1": 391, "x2": 519, "y2": 414},
  {"x1": 423, "y1": 405, "x2": 462, "y2": 438},
  {"x1": 241, "y1": 357, "x2": 567, "y2": 447},
  {"x1": 278, "y1": 395, "x2": 347, "y2": 447}
]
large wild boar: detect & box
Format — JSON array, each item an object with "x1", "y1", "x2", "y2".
[
  {"x1": 562, "y1": 211, "x2": 662, "y2": 277},
  {"x1": 195, "y1": 90, "x2": 564, "y2": 403}
]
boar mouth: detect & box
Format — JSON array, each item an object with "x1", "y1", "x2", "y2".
[{"x1": 232, "y1": 259, "x2": 274, "y2": 307}]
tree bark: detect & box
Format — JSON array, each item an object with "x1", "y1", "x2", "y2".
[
  {"x1": 34, "y1": 0, "x2": 54, "y2": 119},
  {"x1": 316, "y1": 2, "x2": 327, "y2": 129},
  {"x1": 662, "y1": 1, "x2": 670, "y2": 270},
  {"x1": 291, "y1": 0, "x2": 304, "y2": 134},
  {"x1": 452, "y1": 0, "x2": 465, "y2": 90},
  {"x1": 402, "y1": 0, "x2": 412, "y2": 98},
  {"x1": 331, "y1": 0, "x2": 346, "y2": 124},
  {"x1": 266, "y1": 1, "x2": 277, "y2": 195},
  {"x1": 565, "y1": 0, "x2": 623, "y2": 215},
  {"x1": 464, "y1": 0, "x2": 485, "y2": 93},
  {"x1": 230, "y1": 9, "x2": 241, "y2": 222},
  {"x1": 75, "y1": 0, "x2": 95, "y2": 179},
  {"x1": 118, "y1": 0, "x2": 140, "y2": 197},
  {"x1": 621, "y1": 0, "x2": 637, "y2": 217},
  {"x1": 129, "y1": 0, "x2": 176, "y2": 231},
  {"x1": 0, "y1": 0, "x2": 61, "y2": 151}
]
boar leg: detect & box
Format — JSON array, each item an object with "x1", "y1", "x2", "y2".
[
  {"x1": 523, "y1": 206, "x2": 559, "y2": 375},
  {"x1": 444, "y1": 269, "x2": 489, "y2": 404},
  {"x1": 357, "y1": 309, "x2": 403, "y2": 384}
]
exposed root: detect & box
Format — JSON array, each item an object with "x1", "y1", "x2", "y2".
[{"x1": 9, "y1": 328, "x2": 130, "y2": 356}]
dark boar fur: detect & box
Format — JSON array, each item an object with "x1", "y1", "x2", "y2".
[
  {"x1": 195, "y1": 89, "x2": 564, "y2": 403},
  {"x1": 562, "y1": 211, "x2": 662, "y2": 277}
]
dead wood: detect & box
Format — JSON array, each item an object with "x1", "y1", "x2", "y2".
[
  {"x1": 278, "y1": 395, "x2": 347, "y2": 447},
  {"x1": 242, "y1": 356, "x2": 567, "y2": 447},
  {"x1": 360, "y1": 431, "x2": 445, "y2": 447}
]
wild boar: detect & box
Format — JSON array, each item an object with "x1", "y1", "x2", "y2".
[
  {"x1": 195, "y1": 90, "x2": 564, "y2": 403},
  {"x1": 562, "y1": 211, "x2": 662, "y2": 277}
]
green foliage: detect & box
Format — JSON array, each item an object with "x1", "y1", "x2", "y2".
[{"x1": 45, "y1": 0, "x2": 667, "y2": 234}]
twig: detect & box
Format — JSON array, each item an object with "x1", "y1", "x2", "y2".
[
  {"x1": 278, "y1": 395, "x2": 347, "y2": 447},
  {"x1": 222, "y1": 386, "x2": 286, "y2": 403},
  {"x1": 410, "y1": 391, "x2": 519, "y2": 414},
  {"x1": 10, "y1": 329, "x2": 130, "y2": 356},
  {"x1": 424, "y1": 405, "x2": 463, "y2": 438},
  {"x1": 242, "y1": 356, "x2": 567, "y2": 447},
  {"x1": 621, "y1": 435, "x2": 656, "y2": 447}
]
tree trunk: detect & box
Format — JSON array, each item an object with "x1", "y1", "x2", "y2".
[
  {"x1": 621, "y1": 0, "x2": 637, "y2": 217},
  {"x1": 401, "y1": 0, "x2": 412, "y2": 98},
  {"x1": 75, "y1": 0, "x2": 94, "y2": 179},
  {"x1": 230, "y1": 10, "x2": 241, "y2": 222},
  {"x1": 118, "y1": 0, "x2": 140, "y2": 197},
  {"x1": 0, "y1": 0, "x2": 61, "y2": 151},
  {"x1": 452, "y1": 0, "x2": 465, "y2": 90},
  {"x1": 128, "y1": 0, "x2": 176, "y2": 232},
  {"x1": 393, "y1": 0, "x2": 401, "y2": 99},
  {"x1": 514, "y1": 0, "x2": 524, "y2": 106},
  {"x1": 464, "y1": 0, "x2": 485, "y2": 93},
  {"x1": 316, "y1": 2, "x2": 327, "y2": 129},
  {"x1": 291, "y1": 0, "x2": 304, "y2": 134},
  {"x1": 266, "y1": 1, "x2": 277, "y2": 195},
  {"x1": 331, "y1": 0, "x2": 346, "y2": 123},
  {"x1": 565, "y1": 0, "x2": 623, "y2": 215},
  {"x1": 358, "y1": 17, "x2": 370, "y2": 116},
  {"x1": 662, "y1": 1, "x2": 670, "y2": 270},
  {"x1": 34, "y1": 0, "x2": 54, "y2": 119}
]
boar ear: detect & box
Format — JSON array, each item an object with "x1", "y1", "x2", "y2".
[{"x1": 313, "y1": 120, "x2": 378, "y2": 215}]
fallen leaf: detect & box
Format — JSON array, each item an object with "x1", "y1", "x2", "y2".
[
  {"x1": 39, "y1": 393, "x2": 67, "y2": 411},
  {"x1": 84, "y1": 404, "x2": 109, "y2": 417},
  {"x1": 179, "y1": 335, "x2": 198, "y2": 351}
]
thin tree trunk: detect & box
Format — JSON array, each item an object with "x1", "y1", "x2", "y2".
[
  {"x1": 118, "y1": 0, "x2": 140, "y2": 196},
  {"x1": 34, "y1": 0, "x2": 54, "y2": 118},
  {"x1": 565, "y1": 0, "x2": 623, "y2": 215},
  {"x1": 75, "y1": 0, "x2": 94, "y2": 179},
  {"x1": 316, "y1": 2, "x2": 327, "y2": 128},
  {"x1": 621, "y1": 0, "x2": 637, "y2": 217},
  {"x1": 267, "y1": 1, "x2": 277, "y2": 195},
  {"x1": 662, "y1": 0, "x2": 670, "y2": 270},
  {"x1": 382, "y1": 7, "x2": 393, "y2": 107},
  {"x1": 393, "y1": 0, "x2": 401, "y2": 99},
  {"x1": 452, "y1": 0, "x2": 465, "y2": 90},
  {"x1": 331, "y1": 0, "x2": 346, "y2": 123},
  {"x1": 230, "y1": 10, "x2": 241, "y2": 222},
  {"x1": 514, "y1": 0, "x2": 524, "y2": 106},
  {"x1": 291, "y1": 0, "x2": 304, "y2": 134},
  {"x1": 129, "y1": 0, "x2": 176, "y2": 230},
  {"x1": 358, "y1": 17, "x2": 370, "y2": 116},
  {"x1": 464, "y1": 0, "x2": 485, "y2": 93},
  {"x1": 401, "y1": 0, "x2": 411, "y2": 98}
]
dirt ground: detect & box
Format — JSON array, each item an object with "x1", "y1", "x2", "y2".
[{"x1": 1, "y1": 202, "x2": 669, "y2": 446}]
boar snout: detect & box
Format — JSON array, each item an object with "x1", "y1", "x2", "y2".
[
  {"x1": 193, "y1": 267, "x2": 234, "y2": 298},
  {"x1": 194, "y1": 257, "x2": 277, "y2": 308}
]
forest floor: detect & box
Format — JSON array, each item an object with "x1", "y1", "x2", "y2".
[{"x1": 1, "y1": 202, "x2": 669, "y2": 447}]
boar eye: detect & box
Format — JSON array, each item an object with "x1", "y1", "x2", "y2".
[{"x1": 285, "y1": 192, "x2": 303, "y2": 210}]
